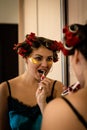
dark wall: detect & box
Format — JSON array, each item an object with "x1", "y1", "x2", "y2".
[{"x1": 0, "y1": 24, "x2": 18, "y2": 83}]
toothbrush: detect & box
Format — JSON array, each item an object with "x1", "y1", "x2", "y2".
[
  {"x1": 41, "y1": 71, "x2": 45, "y2": 81},
  {"x1": 39, "y1": 71, "x2": 45, "y2": 90},
  {"x1": 61, "y1": 81, "x2": 80, "y2": 96}
]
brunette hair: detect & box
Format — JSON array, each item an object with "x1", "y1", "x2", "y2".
[{"x1": 13, "y1": 33, "x2": 62, "y2": 62}]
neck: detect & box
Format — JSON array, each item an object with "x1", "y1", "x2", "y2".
[{"x1": 21, "y1": 72, "x2": 39, "y2": 85}]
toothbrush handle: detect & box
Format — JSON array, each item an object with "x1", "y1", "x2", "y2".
[{"x1": 41, "y1": 73, "x2": 45, "y2": 80}]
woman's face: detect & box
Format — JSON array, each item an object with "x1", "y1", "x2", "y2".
[{"x1": 26, "y1": 46, "x2": 53, "y2": 81}]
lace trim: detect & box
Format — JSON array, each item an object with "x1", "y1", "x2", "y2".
[
  {"x1": 8, "y1": 96, "x2": 41, "y2": 120},
  {"x1": 8, "y1": 95, "x2": 53, "y2": 120}
]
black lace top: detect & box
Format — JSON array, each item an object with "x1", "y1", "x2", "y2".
[{"x1": 7, "y1": 80, "x2": 57, "y2": 130}]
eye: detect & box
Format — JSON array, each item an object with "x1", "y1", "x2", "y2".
[
  {"x1": 34, "y1": 56, "x2": 42, "y2": 61},
  {"x1": 47, "y1": 57, "x2": 53, "y2": 62}
]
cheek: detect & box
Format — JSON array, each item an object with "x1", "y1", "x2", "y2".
[
  {"x1": 28, "y1": 63, "x2": 38, "y2": 76},
  {"x1": 48, "y1": 63, "x2": 53, "y2": 71},
  {"x1": 29, "y1": 57, "x2": 40, "y2": 64},
  {"x1": 27, "y1": 59, "x2": 36, "y2": 71}
]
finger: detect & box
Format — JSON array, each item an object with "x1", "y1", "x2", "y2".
[{"x1": 39, "y1": 86, "x2": 43, "y2": 91}]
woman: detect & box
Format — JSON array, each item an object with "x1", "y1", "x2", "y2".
[
  {"x1": 0, "y1": 33, "x2": 64, "y2": 130},
  {"x1": 41, "y1": 23, "x2": 87, "y2": 130}
]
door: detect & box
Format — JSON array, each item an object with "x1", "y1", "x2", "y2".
[{"x1": 0, "y1": 24, "x2": 18, "y2": 83}]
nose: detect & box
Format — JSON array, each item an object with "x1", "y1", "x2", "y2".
[{"x1": 41, "y1": 59, "x2": 48, "y2": 67}]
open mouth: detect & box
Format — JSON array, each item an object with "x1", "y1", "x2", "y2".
[
  {"x1": 38, "y1": 69, "x2": 46, "y2": 77},
  {"x1": 38, "y1": 70, "x2": 46, "y2": 80},
  {"x1": 38, "y1": 70, "x2": 45, "y2": 74}
]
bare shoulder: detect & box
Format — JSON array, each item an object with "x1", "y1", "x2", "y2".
[
  {"x1": 0, "y1": 77, "x2": 17, "y2": 94},
  {"x1": 42, "y1": 94, "x2": 86, "y2": 130},
  {"x1": 43, "y1": 97, "x2": 67, "y2": 115},
  {"x1": 55, "y1": 80, "x2": 64, "y2": 88},
  {"x1": 52, "y1": 80, "x2": 64, "y2": 97},
  {"x1": 42, "y1": 97, "x2": 68, "y2": 130},
  {"x1": 0, "y1": 81, "x2": 10, "y2": 109},
  {"x1": 48, "y1": 78, "x2": 64, "y2": 89},
  {"x1": 0, "y1": 81, "x2": 12, "y2": 129},
  {"x1": 42, "y1": 97, "x2": 70, "y2": 130},
  {"x1": 0, "y1": 82, "x2": 9, "y2": 118},
  {"x1": 0, "y1": 77, "x2": 17, "y2": 100},
  {"x1": 47, "y1": 78, "x2": 64, "y2": 97},
  {"x1": 0, "y1": 81, "x2": 9, "y2": 96},
  {"x1": 43, "y1": 97, "x2": 68, "y2": 119}
]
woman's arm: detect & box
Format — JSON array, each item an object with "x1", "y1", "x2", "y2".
[{"x1": 0, "y1": 82, "x2": 10, "y2": 130}]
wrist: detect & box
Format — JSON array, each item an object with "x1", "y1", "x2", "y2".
[{"x1": 39, "y1": 102, "x2": 47, "y2": 115}]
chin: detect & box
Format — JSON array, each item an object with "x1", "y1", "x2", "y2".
[{"x1": 35, "y1": 76, "x2": 40, "y2": 82}]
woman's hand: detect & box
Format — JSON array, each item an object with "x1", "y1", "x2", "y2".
[{"x1": 36, "y1": 78, "x2": 52, "y2": 114}]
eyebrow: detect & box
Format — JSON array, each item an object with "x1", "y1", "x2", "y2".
[{"x1": 34, "y1": 54, "x2": 53, "y2": 58}]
